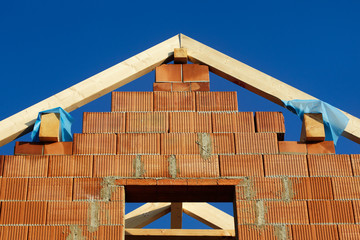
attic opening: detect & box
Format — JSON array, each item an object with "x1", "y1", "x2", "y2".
[{"x1": 124, "y1": 185, "x2": 236, "y2": 240}]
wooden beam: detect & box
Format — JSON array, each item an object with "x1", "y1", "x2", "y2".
[
  {"x1": 180, "y1": 33, "x2": 360, "y2": 144},
  {"x1": 182, "y1": 203, "x2": 234, "y2": 230},
  {"x1": 125, "y1": 202, "x2": 171, "y2": 228},
  {"x1": 125, "y1": 229, "x2": 235, "y2": 240},
  {"x1": 0, "y1": 35, "x2": 180, "y2": 147},
  {"x1": 300, "y1": 113, "x2": 326, "y2": 142},
  {"x1": 171, "y1": 202, "x2": 183, "y2": 229},
  {"x1": 174, "y1": 48, "x2": 188, "y2": 64}
]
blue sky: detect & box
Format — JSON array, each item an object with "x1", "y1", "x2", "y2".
[{"x1": 0, "y1": 0, "x2": 359, "y2": 228}]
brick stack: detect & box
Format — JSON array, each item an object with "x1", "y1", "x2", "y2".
[{"x1": 4, "y1": 63, "x2": 359, "y2": 239}]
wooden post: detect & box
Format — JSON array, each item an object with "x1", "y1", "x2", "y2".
[
  {"x1": 174, "y1": 48, "x2": 188, "y2": 64},
  {"x1": 171, "y1": 202, "x2": 183, "y2": 229},
  {"x1": 39, "y1": 113, "x2": 60, "y2": 142}
]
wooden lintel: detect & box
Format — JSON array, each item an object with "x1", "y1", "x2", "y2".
[
  {"x1": 125, "y1": 202, "x2": 171, "y2": 228},
  {"x1": 125, "y1": 229, "x2": 235, "y2": 240},
  {"x1": 182, "y1": 203, "x2": 234, "y2": 230},
  {"x1": 180, "y1": 33, "x2": 360, "y2": 144},
  {"x1": 171, "y1": 202, "x2": 183, "y2": 229},
  {"x1": 0, "y1": 34, "x2": 181, "y2": 147}
]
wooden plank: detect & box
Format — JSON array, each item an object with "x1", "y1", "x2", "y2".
[
  {"x1": 180, "y1": 33, "x2": 360, "y2": 144},
  {"x1": 171, "y1": 202, "x2": 183, "y2": 229},
  {"x1": 125, "y1": 229, "x2": 235, "y2": 240},
  {"x1": 174, "y1": 48, "x2": 188, "y2": 64},
  {"x1": 39, "y1": 113, "x2": 60, "y2": 142},
  {"x1": 300, "y1": 113, "x2": 326, "y2": 142},
  {"x1": 125, "y1": 202, "x2": 171, "y2": 228},
  {"x1": 0, "y1": 35, "x2": 180, "y2": 147},
  {"x1": 182, "y1": 203, "x2": 234, "y2": 230}
]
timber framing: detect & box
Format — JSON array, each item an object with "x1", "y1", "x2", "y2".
[{"x1": 1, "y1": 33, "x2": 359, "y2": 146}]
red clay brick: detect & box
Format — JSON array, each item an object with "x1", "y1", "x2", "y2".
[
  {"x1": 0, "y1": 226, "x2": 28, "y2": 239},
  {"x1": 93, "y1": 155, "x2": 133, "y2": 177},
  {"x1": 350, "y1": 154, "x2": 360, "y2": 176},
  {"x1": 264, "y1": 154, "x2": 308, "y2": 176},
  {"x1": 28, "y1": 226, "x2": 72, "y2": 240},
  {"x1": 183, "y1": 64, "x2": 209, "y2": 82},
  {"x1": 212, "y1": 112, "x2": 255, "y2": 133},
  {"x1": 47, "y1": 202, "x2": 88, "y2": 225},
  {"x1": 27, "y1": 178, "x2": 73, "y2": 200},
  {"x1": 172, "y1": 82, "x2": 191, "y2": 91},
  {"x1": 235, "y1": 133, "x2": 278, "y2": 154},
  {"x1": 308, "y1": 154, "x2": 352, "y2": 176},
  {"x1": 73, "y1": 178, "x2": 103, "y2": 200},
  {"x1": 187, "y1": 179, "x2": 218, "y2": 185},
  {"x1": 169, "y1": 112, "x2": 212, "y2": 133},
  {"x1": 83, "y1": 112, "x2": 126, "y2": 133},
  {"x1": 308, "y1": 200, "x2": 355, "y2": 223},
  {"x1": 161, "y1": 133, "x2": 198, "y2": 154},
  {"x1": 0, "y1": 178, "x2": 28, "y2": 200},
  {"x1": 111, "y1": 92, "x2": 153, "y2": 112},
  {"x1": 126, "y1": 179, "x2": 157, "y2": 185},
  {"x1": 307, "y1": 141, "x2": 336, "y2": 154},
  {"x1": 196, "y1": 92, "x2": 238, "y2": 112},
  {"x1": 126, "y1": 112, "x2": 168, "y2": 133},
  {"x1": 0, "y1": 202, "x2": 47, "y2": 224},
  {"x1": 353, "y1": 200, "x2": 360, "y2": 223},
  {"x1": 190, "y1": 82, "x2": 210, "y2": 91},
  {"x1": 156, "y1": 179, "x2": 188, "y2": 185},
  {"x1": 332, "y1": 177, "x2": 360, "y2": 199},
  {"x1": 0, "y1": 156, "x2": 4, "y2": 176},
  {"x1": 3, "y1": 155, "x2": 48, "y2": 177},
  {"x1": 338, "y1": 225, "x2": 360, "y2": 240},
  {"x1": 99, "y1": 202, "x2": 124, "y2": 225},
  {"x1": 154, "y1": 91, "x2": 196, "y2": 111},
  {"x1": 153, "y1": 82, "x2": 172, "y2": 91},
  {"x1": 211, "y1": 133, "x2": 235, "y2": 154},
  {"x1": 155, "y1": 64, "x2": 182, "y2": 82},
  {"x1": 217, "y1": 178, "x2": 244, "y2": 185},
  {"x1": 142, "y1": 155, "x2": 171, "y2": 178},
  {"x1": 237, "y1": 225, "x2": 291, "y2": 240},
  {"x1": 292, "y1": 225, "x2": 339, "y2": 240},
  {"x1": 177, "y1": 155, "x2": 219, "y2": 178},
  {"x1": 235, "y1": 200, "x2": 256, "y2": 224},
  {"x1": 48, "y1": 155, "x2": 93, "y2": 177},
  {"x1": 290, "y1": 177, "x2": 312, "y2": 200},
  {"x1": 219, "y1": 155, "x2": 264, "y2": 177},
  {"x1": 255, "y1": 111, "x2": 285, "y2": 140},
  {"x1": 265, "y1": 201, "x2": 309, "y2": 224},
  {"x1": 278, "y1": 141, "x2": 307, "y2": 154},
  {"x1": 14, "y1": 141, "x2": 43, "y2": 155},
  {"x1": 253, "y1": 177, "x2": 283, "y2": 200},
  {"x1": 73, "y1": 133, "x2": 117, "y2": 155},
  {"x1": 44, "y1": 141, "x2": 73, "y2": 155},
  {"x1": 117, "y1": 133, "x2": 160, "y2": 154}
]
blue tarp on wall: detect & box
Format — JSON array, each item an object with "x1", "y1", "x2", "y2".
[
  {"x1": 282, "y1": 99, "x2": 349, "y2": 145},
  {"x1": 31, "y1": 107, "x2": 73, "y2": 142}
]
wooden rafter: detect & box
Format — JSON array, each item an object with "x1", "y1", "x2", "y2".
[
  {"x1": 0, "y1": 35, "x2": 180, "y2": 147},
  {"x1": 180, "y1": 34, "x2": 360, "y2": 144},
  {"x1": 125, "y1": 203, "x2": 171, "y2": 228},
  {"x1": 182, "y1": 203, "x2": 234, "y2": 230}
]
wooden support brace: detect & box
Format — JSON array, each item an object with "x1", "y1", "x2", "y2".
[
  {"x1": 170, "y1": 202, "x2": 183, "y2": 229},
  {"x1": 300, "y1": 113, "x2": 326, "y2": 142},
  {"x1": 174, "y1": 48, "x2": 188, "y2": 64},
  {"x1": 125, "y1": 203, "x2": 171, "y2": 228}
]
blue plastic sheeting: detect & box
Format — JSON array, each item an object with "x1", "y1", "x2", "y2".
[
  {"x1": 282, "y1": 99, "x2": 349, "y2": 145},
  {"x1": 31, "y1": 107, "x2": 73, "y2": 142}
]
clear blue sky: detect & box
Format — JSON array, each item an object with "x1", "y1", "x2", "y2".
[{"x1": 0, "y1": 0, "x2": 359, "y2": 228}]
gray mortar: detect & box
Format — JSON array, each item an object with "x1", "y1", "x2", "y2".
[
  {"x1": 100, "y1": 176, "x2": 116, "y2": 201},
  {"x1": 87, "y1": 201, "x2": 100, "y2": 233},
  {"x1": 255, "y1": 200, "x2": 266, "y2": 227},
  {"x1": 281, "y1": 177, "x2": 294, "y2": 202},
  {"x1": 239, "y1": 177, "x2": 256, "y2": 200},
  {"x1": 168, "y1": 155, "x2": 178, "y2": 178},
  {"x1": 133, "y1": 155, "x2": 145, "y2": 177},
  {"x1": 196, "y1": 133, "x2": 212, "y2": 160},
  {"x1": 66, "y1": 225, "x2": 85, "y2": 240},
  {"x1": 274, "y1": 225, "x2": 288, "y2": 240}
]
